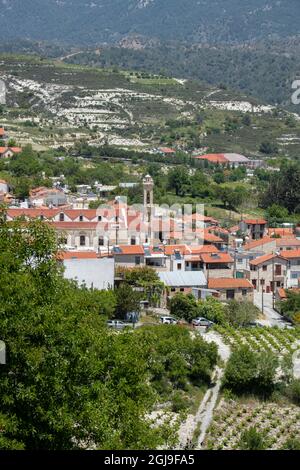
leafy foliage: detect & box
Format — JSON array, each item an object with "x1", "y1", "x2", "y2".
[
  {"x1": 238, "y1": 426, "x2": 269, "y2": 450},
  {"x1": 223, "y1": 346, "x2": 278, "y2": 396}
]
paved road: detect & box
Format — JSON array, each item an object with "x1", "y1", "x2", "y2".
[{"x1": 254, "y1": 292, "x2": 290, "y2": 328}]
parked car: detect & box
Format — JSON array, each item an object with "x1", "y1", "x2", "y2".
[
  {"x1": 192, "y1": 317, "x2": 214, "y2": 328},
  {"x1": 107, "y1": 320, "x2": 126, "y2": 330},
  {"x1": 160, "y1": 316, "x2": 178, "y2": 325}
]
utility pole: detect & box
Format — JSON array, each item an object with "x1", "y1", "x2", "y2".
[
  {"x1": 272, "y1": 256, "x2": 275, "y2": 310},
  {"x1": 261, "y1": 279, "x2": 265, "y2": 316}
]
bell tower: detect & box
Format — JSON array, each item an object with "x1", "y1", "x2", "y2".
[{"x1": 143, "y1": 175, "x2": 154, "y2": 243}]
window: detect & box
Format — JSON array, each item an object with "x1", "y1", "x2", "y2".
[
  {"x1": 276, "y1": 281, "x2": 281, "y2": 287},
  {"x1": 135, "y1": 257, "x2": 141, "y2": 265},
  {"x1": 80, "y1": 235, "x2": 86, "y2": 246},
  {"x1": 242, "y1": 289, "x2": 247, "y2": 297},
  {"x1": 59, "y1": 213, "x2": 64, "y2": 222},
  {"x1": 275, "y1": 265, "x2": 282, "y2": 276},
  {"x1": 180, "y1": 288, "x2": 185, "y2": 292},
  {"x1": 79, "y1": 215, "x2": 83, "y2": 222},
  {"x1": 237, "y1": 258, "x2": 243, "y2": 264},
  {"x1": 177, "y1": 263, "x2": 182, "y2": 271},
  {"x1": 171, "y1": 287, "x2": 176, "y2": 292},
  {"x1": 131, "y1": 237, "x2": 136, "y2": 246},
  {"x1": 98, "y1": 216, "x2": 102, "y2": 222},
  {"x1": 40, "y1": 215, "x2": 44, "y2": 221},
  {"x1": 263, "y1": 265, "x2": 267, "y2": 271},
  {"x1": 292, "y1": 273, "x2": 300, "y2": 279},
  {"x1": 98, "y1": 236, "x2": 104, "y2": 246}
]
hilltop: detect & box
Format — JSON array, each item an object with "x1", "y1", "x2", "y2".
[{"x1": 0, "y1": 1, "x2": 299, "y2": 45}]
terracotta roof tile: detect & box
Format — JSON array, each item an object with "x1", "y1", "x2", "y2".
[{"x1": 208, "y1": 278, "x2": 253, "y2": 289}]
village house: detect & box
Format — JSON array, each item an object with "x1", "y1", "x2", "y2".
[
  {"x1": 29, "y1": 187, "x2": 68, "y2": 208},
  {"x1": 158, "y1": 271, "x2": 207, "y2": 303},
  {"x1": 276, "y1": 238, "x2": 300, "y2": 252},
  {"x1": 243, "y1": 236, "x2": 277, "y2": 254},
  {"x1": 58, "y1": 251, "x2": 115, "y2": 290},
  {"x1": 280, "y1": 250, "x2": 300, "y2": 288},
  {"x1": 0, "y1": 146, "x2": 22, "y2": 159},
  {"x1": 239, "y1": 218, "x2": 268, "y2": 240},
  {"x1": 193, "y1": 153, "x2": 250, "y2": 168},
  {"x1": 201, "y1": 252, "x2": 234, "y2": 279},
  {"x1": 208, "y1": 278, "x2": 254, "y2": 302},
  {"x1": 249, "y1": 253, "x2": 288, "y2": 293},
  {"x1": 0, "y1": 127, "x2": 7, "y2": 140}
]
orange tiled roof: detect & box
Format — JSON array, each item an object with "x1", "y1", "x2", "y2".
[
  {"x1": 243, "y1": 218, "x2": 267, "y2": 225},
  {"x1": 203, "y1": 230, "x2": 223, "y2": 243},
  {"x1": 280, "y1": 250, "x2": 300, "y2": 259},
  {"x1": 250, "y1": 253, "x2": 285, "y2": 266},
  {"x1": 276, "y1": 238, "x2": 300, "y2": 248},
  {"x1": 201, "y1": 252, "x2": 234, "y2": 264},
  {"x1": 58, "y1": 251, "x2": 98, "y2": 260},
  {"x1": 194, "y1": 153, "x2": 228, "y2": 163},
  {"x1": 190, "y1": 245, "x2": 219, "y2": 255},
  {"x1": 208, "y1": 278, "x2": 253, "y2": 289},
  {"x1": 268, "y1": 228, "x2": 294, "y2": 238},
  {"x1": 244, "y1": 237, "x2": 275, "y2": 250},
  {"x1": 163, "y1": 245, "x2": 190, "y2": 256},
  {"x1": 7, "y1": 208, "x2": 60, "y2": 219},
  {"x1": 114, "y1": 245, "x2": 145, "y2": 255}
]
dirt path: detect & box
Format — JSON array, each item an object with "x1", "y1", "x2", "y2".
[{"x1": 177, "y1": 331, "x2": 230, "y2": 449}]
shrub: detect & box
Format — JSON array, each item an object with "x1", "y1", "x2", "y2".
[{"x1": 238, "y1": 427, "x2": 269, "y2": 450}]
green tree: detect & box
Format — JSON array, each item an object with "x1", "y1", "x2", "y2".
[
  {"x1": 167, "y1": 167, "x2": 190, "y2": 196},
  {"x1": 259, "y1": 141, "x2": 278, "y2": 155},
  {"x1": 265, "y1": 204, "x2": 289, "y2": 224},
  {"x1": 169, "y1": 293, "x2": 199, "y2": 323},
  {"x1": 197, "y1": 297, "x2": 227, "y2": 325},
  {"x1": 0, "y1": 214, "x2": 172, "y2": 450},
  {"x1": 261, "y1": 163, "x2": 300, "y2": 214},
  {"x1": 226, "y1": 300, "x2": 259, "y2": 327},
  {"x1": 115, "y1": 283, "x2": 141, "y2": 319},
  {"x1": 223, "y1": 346, "x2": 278, "y2": 396}
]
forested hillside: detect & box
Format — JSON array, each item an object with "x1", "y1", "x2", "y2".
[{"x1": 0, "y1": 0, "x2": 299, "y2": 44}]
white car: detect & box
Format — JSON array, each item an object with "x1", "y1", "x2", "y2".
[
  {"x1": 160, "y1": 316, "x2": 178, "y2": 325},
  {"x1": 107, "y1": 320, "x2": 126, "y2": 330},
  {"x1": 192, "y1": 317, "x2": 214, "y2": 328}
]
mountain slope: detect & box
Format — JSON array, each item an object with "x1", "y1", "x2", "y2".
[{"x1": 0, "y1": 0, "x2": 299, "y2": 45}]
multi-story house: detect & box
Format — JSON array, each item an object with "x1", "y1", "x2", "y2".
[
  {"x1": 239, "y1": 218, "x2": 267, "y2": 240},
  {"x1": 249, "y1": 253, "x2": 288, "y2": 292},
  {"x1": 281, "y1": 250, "x2": 300, "y2": 288}
]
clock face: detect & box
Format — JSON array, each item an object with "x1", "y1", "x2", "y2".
[{"x1": 0, "y1": 79, "x2": 6, "y2": 104}]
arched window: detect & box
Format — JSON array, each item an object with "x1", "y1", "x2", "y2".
[
  {"x1": 79, "y1": 215, "x2": 83, "y2": 222},
  {"x1": 80, "y1": 235, "x2": 86, "y2": 246},
  {"x1": 59, "y1": 213, "x2": 65, "y2": 222}
]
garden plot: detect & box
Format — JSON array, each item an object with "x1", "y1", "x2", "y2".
[
  {"x1": 214, "y1": 325, "x2": 300, "y2": 355},
  {"x1": 204, "y1": 399, "x2": 300, "y2": 450}
]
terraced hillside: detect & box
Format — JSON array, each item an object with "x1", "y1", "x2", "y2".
[{"x1": 1, "y1": 55, "x2": 300, "y2": 158}]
